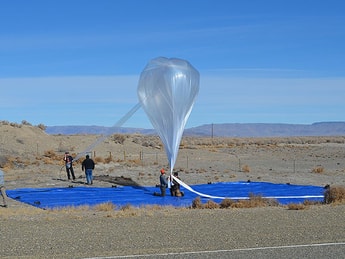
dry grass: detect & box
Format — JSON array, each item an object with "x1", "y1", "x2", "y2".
[
  {"x1": 303, "y1": 200, "x2": 322, "y2": 206},
  {"x1": 0, "y1": 203, "x2": 180, "y2": 220},
  {"x1": 285, "y1": 199, "x2": 322, "y2": 210},
  {"x1": 0, "y1": 206, "x2": 45, "y2": 220},
  {"x1": 52, "y1": 205, "x2": 91, "y2": 214},
  {"x1": 231, "y1": 193, "x2": 279, "y2": 208},
  {"x1": 42, "y1": 157, "x2": 56, "y2": 165},
  {"x1": 191, "y1": 194, "x2": 279, "y2": 209},
  {"x1": 94, "y1": 156, "x2": 105, "y2": 163},
  {"x1": 43, "y1": 150, "x2": 60, "y2": 161},
  {"x1": 192, "y1": 195, "x2": 325, "y2": 210},
  {"x1": 182, "y1": 136, "x2": 345, "y2": 147},
  {"x1": 125, "y1": 159, "x2": 142, "y2": 166},
  {"x1": 57, "y1": 203, "x2": 138, "y2": 218},
  {"x1": 104, "y1": 156, "x2": 113, "y2": 163},
  {"x1": 1, "y1": 124, "x2": 345, "y2": 181},
  {"x1": 287, "y1": 203, "x2": 307, "y2": 210},
  {"x1": 94, "y1": 202, "x2": 116, "y2": 211}
]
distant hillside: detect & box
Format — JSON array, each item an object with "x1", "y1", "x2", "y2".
[
  {"x1": 46, "y1": 122, "x2": 345, "y2": 137},
  {"x1": 184, "y1": 122, "x2": 345, "y2": 137},
  {"x1": 45, "y1": 125, "x2": 153, "y2": 135}
]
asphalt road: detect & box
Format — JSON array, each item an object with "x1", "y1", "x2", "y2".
[
  {"x1": 2, "y1": 205, "x2": 345, "y2": 259},
  {"x1": 96, "y1": 243, "x2": 345, "y2": 259}
]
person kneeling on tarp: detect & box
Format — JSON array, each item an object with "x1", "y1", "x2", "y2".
[{"x1": 170, "y1": 172, "x2": 184, "y2": 197}]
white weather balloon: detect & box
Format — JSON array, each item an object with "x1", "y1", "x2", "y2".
[{"x1": 137, "y1": 57, "x2": 200, "y2": 173}]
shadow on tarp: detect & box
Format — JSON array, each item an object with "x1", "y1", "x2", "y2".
[{"x1": 6, "y1": 181, "x2": 325, "y2": 209}]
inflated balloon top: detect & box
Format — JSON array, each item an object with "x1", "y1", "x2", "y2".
[{"x1": 137, "y1": 57, "x2": 200, "y2": 173}]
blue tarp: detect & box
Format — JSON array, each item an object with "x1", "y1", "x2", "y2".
[{"x1": 7, "y1": 181, "x2": 325, "y2": 209}]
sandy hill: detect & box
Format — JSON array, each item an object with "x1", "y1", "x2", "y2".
[{"x1": 1, "y1": 121, "x2": 345, "y2": 191}]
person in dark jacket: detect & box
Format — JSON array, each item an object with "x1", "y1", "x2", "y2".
[
  {"x1": 170, "y1": 172, "x2": 184, "y2": 197},
  {"x1": 63, "y1": 152, "x2": 76, "y2": 180},
  {"x1": 82, "y1": 154, "x2": 95, "y2": 185}
]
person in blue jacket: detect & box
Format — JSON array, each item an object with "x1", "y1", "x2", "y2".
[{"x1": 154, "y1": 168, "x2": 168, "y2": 196}]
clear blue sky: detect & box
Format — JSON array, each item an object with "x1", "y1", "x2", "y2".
[{"x1": 1, "y1": 0, "x2": 344, "y2": 129}]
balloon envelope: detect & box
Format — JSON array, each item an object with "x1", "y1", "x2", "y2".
[{"x1": 137, "y1": 57, "x2": 200, "y2": 172}]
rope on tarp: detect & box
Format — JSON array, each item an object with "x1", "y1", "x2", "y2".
[{"x1": 171, "y1": 175, "x2": 324, "y2": 200}]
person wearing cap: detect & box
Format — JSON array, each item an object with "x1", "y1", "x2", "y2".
[
  {"x1": 63, "y1": 151, "x2": 76, "y2": 180},
  {"x1": 0, "y1": 169, "x2": 8, "y2": 207},
  {"x1": 154, "y1": 168, "x2": 168, "y2": 196}
]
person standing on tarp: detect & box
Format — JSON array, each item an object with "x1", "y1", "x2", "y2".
[
  {"x1": 64, "y1": 152, "x2": 76, "y2": 180},
  {"x1": 82, "y1": 154, "x2": 95, "y2": 185},
  {"x1": 154, "y1": 168, "x2": 168, "y2": 197},
  {"x1": 0, "y1": 169, "x2": 8, "y2": 207}
]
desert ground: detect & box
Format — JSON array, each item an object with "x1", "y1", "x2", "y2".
[{"x1": 1, "y1": 122, "x2": 345, "y2": 258}]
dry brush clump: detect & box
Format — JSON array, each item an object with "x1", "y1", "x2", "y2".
[
  {"x1": 219, "y1": 198, "x2": 235, "y2": 208},
  {"x1": 286, "y1": 199, "x2": 322, "y2": 210},
  {"x1": 191, "y1": 197, "x2": 203, "y2": 209},
  {"x1": 0, "y1": 120, "x2": 46, "y2": 130},
  {"x1": 324, "y1": 185, "x2": 345, "y2": 204},
  {"x1": 203, "y1": 200, "x2": 220, "y2": 209},
  {"x1": 43, "y1": 150, "x2": 62, "y2": 162},
  {"x1": 111, "y1": 134, "x2": 127, "y2": 144},
  {"x1": 242, "y1": 164, "x2": 251, "y2": 173},
  {"x1": 37, "y1": 123, "x2": 46, "y2": 131},
  {"x1": 132, "y1": 135, "x2": 161, "y2": 148},
  {"x1": 94, "y1": 156, "x2": 105, "y2": 163},
  {"x1": 312, "y1": 166, "x2": 324, "y2": 174}
]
